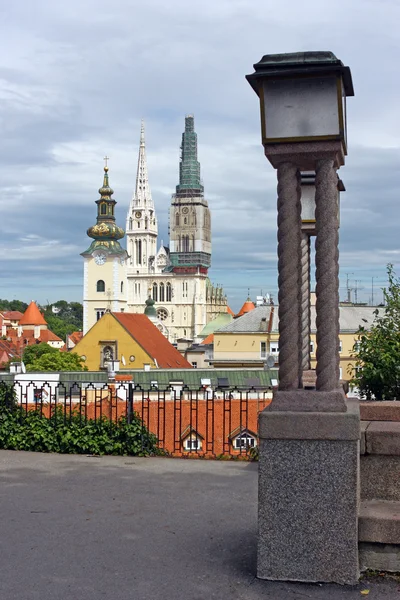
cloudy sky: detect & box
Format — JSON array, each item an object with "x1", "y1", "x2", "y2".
[{"x1": 1, "y1": 0, "x2": 399, "y2": 311}]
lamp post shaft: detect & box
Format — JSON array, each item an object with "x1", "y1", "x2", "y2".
[
  {"x1": 315, "y1": 159, "x2": 340, "y2": 391},
  {"x1": 277, "y1": 162, "x2": 303, "y2": 390},
  {"x1": 300, "y1": 232, "x2": 311, "y2": 371}
]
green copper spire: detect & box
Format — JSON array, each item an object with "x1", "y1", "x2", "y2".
[{"x1": 176, "y1": 115, "x2": 204, "y2": 196}]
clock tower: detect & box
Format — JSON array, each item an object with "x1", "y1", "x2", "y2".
[{"x1": 81, "y1": 160, "x2": 128, "y2": 334}]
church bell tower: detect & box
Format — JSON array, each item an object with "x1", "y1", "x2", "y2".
[
  {"x1": 81, "y1": 160, "x2": 128, "y2": 334},
  {"x1": 169, "y1": 115, "x2": 211, "y2": 272}
]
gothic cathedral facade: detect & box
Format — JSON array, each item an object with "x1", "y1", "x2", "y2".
[{"x1": 82, "y1": 116, "x2": 227, "y2": 340}]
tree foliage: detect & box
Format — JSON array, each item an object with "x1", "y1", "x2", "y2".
[
  {"x1": 351, "y1": 265, "x2": 400, "y2": 400},
  {"x1": 23, "y1": 343, "x2": 87, "y2": 372},
  {"x1": 0, "y1": 299, "x2": 28, "y2": 313}
]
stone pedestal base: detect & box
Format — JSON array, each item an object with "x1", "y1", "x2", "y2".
[{"x1": 257, "y1": 398, "x2": 360, "y2": 585}]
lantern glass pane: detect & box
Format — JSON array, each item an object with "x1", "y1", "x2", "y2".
[
  {"x1": 301, "y1": 187, "x2": 315, "y2": 222},
  {"x1": 263, "y1": 76, "x2": 339, "y2": 140}
]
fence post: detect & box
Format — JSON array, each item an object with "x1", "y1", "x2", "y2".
[{"x1": 127, "y1": 383, "x2": 133, "y2": 425}]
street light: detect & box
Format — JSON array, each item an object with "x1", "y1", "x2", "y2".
[
  {"x1": 246, "y1": 51, "x2": 354, "y2": 166},
  {"x1": 247, "y1": 51, "x2": 359, "y2": 585}
]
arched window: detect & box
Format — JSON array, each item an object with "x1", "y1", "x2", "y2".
[
  {"x1": 166, "y1": 283, "x2": 172, "y2": 302},
  {"x1": 100, "y1": 203, "x2": 107, "y2": 215},
  {"x1": 137, "y1": 240, "x2": 142, "y2": 265},
  {"x1": 121, "y1": 281, "x2": 124, "y2": 293},
  {"x1": 183, "y1": 235, "x2": 189, "y2": 252},
  {"x1": 184, "y1": 217, "x2": 187, "y2": 225},
  {"x1": 191, "y1": 234, "x2": 195, "y2": 251},
  {"x1": 145, "y1": 217, "x2": 148, "y2": 230},
  {"x1": 159, "y1": 282, "x2": 165, "y2": 302},
  {"x1": 129, "y1": 218, "x2": 132, "y2": 229},
  {"x1": 176, "y1": 213, "x2": 180, "y2": 226},
  {"x1": 152, "y1": 283, "x2": 158, "y2": 302},
  {"x1": 137, "y1": 221, "x2": 140, "y2": 228},
  {"x1": 97, "y1": 280, "x2": 105, "y2": 292}
]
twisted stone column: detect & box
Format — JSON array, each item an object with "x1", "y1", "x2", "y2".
[
  {"x1": 277, "y1": 163, "x2": 302, "y2": 390},
  {"x1": 315, "y1": 159, "x2": 340, "y2": 391},
  {"x1": 300, "y1": 232, "x2": 311, "y2": 372}
]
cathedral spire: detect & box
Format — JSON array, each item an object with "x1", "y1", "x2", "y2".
[
  {"x1": 133, "y1": 119, "x2": 153, "y2": 208},
  {"x1": 176, "y1": 115, "x2": 204, "y2": 197}
]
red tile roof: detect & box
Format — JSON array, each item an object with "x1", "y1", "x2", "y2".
[
  {"x1": 1, "y1": 311, "x2": 24, "y2": 321},
  {"x1": 68, "y1": 331, "x2": 83, "y2": 345},
  {"x1": 227, "y1": 306, "x2": 235, "y2": 316},
  {"x1": 112, "y1": 313, "x2": 192, "y2": 369},
  {"x1": 19, "y1": 301, "x2": 47, "y2": 326},
  {"x1": 201, "y1": 333, "x2": 214, "y2": 345},
  {"x1": 236, "y1": 299, "x2": 256, "y2": 317}
]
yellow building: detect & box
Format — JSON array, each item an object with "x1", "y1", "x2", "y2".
[
  {"x1": 73, "y1": 311, "x2": 192, "y2": 371},
  {"x1": 212, "y1": 303, "x2": 380, "y2": 381}
]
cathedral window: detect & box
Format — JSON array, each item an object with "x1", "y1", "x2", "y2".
[
  {"x1": 183, "y1": 235, "x2": 189, "y2": 252},
  {"x1": 137, "y1": 221, "x2": 140, "y2": 228},
  {"x1": 100, "y1": 203, "x2": 107, "y2": 215},
  {"x1": 121, "y1": 281, "x2": 124, "y2": 293},
  {"x1": 159, "y1": 282, "x2": 165, "y2": 302},
  {"x1": 176, "y1": 213, "x2": 180, "y2": 226},
  {"x1": 166, "y1": 283, "x2": 172, "y2": 302},
  {"x1": 152, "y1": 283, "x2": 158, "y2": 302},
  {"x1": 184, "y1": 217, "x2": 187, "y2": 225},
  {"x1": 97, "y1": 280, "x2": 105, "y2": 292},
  {"x1": 137, "y1": 240, "x2": 142, "y2": 265},
  {"x1": 145, "y1": 217, "x2": 148, "y2": 230},
  {"x1": 129, "y1": 218, "x2": 133, "y2": 229}
]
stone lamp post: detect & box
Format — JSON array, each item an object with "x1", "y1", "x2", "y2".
[
  {"x1": 300, "y1": 172, "x2": 345, "y2": 372},
  {"x1": 246, "y1": 52, "x2": 360, "y2": 585}
]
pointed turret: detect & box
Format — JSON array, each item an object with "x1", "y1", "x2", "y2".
[
  {"x1": 133, "y1": 120, "x2": 154, "y2": 208},
  {"x1": 82, "y1": 161, "x2": 126, "y2": 256},
  {"x1": 126, "y1": 121, "x2": 158, "y2": 275}
]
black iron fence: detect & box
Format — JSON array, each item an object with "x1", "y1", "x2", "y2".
[{"x1": 0, "y1": 380, "x2": 272, "y2": 458}]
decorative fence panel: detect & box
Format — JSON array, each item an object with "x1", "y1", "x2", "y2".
[{"x1": 2, "y1": 380, "x2": 272, "y2": 458}]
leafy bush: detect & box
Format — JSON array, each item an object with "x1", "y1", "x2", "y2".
[
  {"x1": 0, "y1": 403, "x2": 159, "y2": 456},
  {"x1": 351, "y1": 264, "x2": 400, "y2": 400}
]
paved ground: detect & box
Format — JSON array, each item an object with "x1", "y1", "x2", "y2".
[{"x1": 0, "y1": 451, "x2": 399, "y2": 600}]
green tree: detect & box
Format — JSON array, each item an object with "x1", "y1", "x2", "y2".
[
  {"x1": 351, "y1": 264, "x2": 400, "y2": 400},
  {"x1": 0, "y1": 299, "x2": 28, "y2": 313},
  {"x1": 23, "y1": 343, "x2": 87, "y2": 372}
]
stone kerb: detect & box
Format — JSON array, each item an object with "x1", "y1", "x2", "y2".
[{"x1": 360, "y1": 401, "x2": 400, "y2": 422}]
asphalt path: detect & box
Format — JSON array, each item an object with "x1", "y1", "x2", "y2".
[{"x1": 0, "y1": 451, "x2": 398, "y2": 600}]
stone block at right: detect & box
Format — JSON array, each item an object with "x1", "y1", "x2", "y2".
[{"x1": 257, "y1": 403, "x2": 360, "y2": 585}]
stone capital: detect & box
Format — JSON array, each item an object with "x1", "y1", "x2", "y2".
[{"x1": 263, "y1": 140, "x2": 345, "y2": 171}]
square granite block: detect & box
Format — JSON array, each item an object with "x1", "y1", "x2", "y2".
[{"x1": 258, "y1": 436, "x2": 359, "y2": 584}]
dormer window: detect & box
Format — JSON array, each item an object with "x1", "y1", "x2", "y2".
[
  {"x1": 229, "y1": 427, "x2": 258, "y2": 451},
  {"x1": 181, "y1": 426, "x2": 204, "y2": 452}
]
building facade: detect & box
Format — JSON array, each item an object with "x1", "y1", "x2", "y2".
[{"x1": 82, "y1": 116, "x2": 227, "y2": 338}]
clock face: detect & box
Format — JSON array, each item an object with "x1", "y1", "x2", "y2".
[
  {"x1": 135, "y1": 211, "x2": 142, "y2": 218},
  {"x1": 182, "y1": 207, "x2": 189, "y2": 214},
  {"x1": 94, "y1": 253, "x2": 107, "y2": 265}
]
